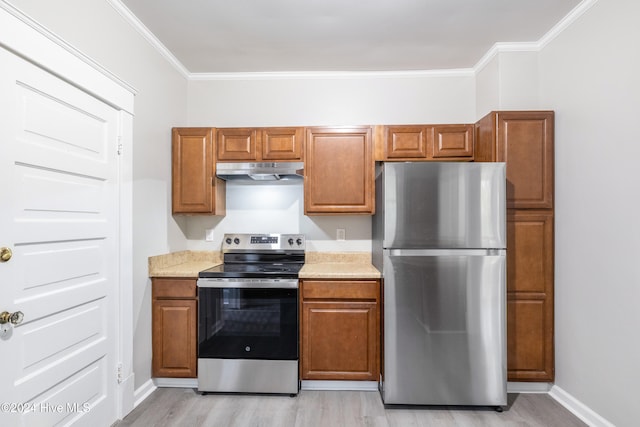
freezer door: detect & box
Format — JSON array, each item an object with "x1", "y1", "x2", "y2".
[
  {"x1": 382, "y1": 249, "x2": 506, "y2": 406},
  {"x1": 382, "y1": 162, "x2": 506, "y2": 249}
]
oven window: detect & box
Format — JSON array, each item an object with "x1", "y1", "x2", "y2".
[{"x1": 198, "y1": 287, "x2": 298, "y2": 360}]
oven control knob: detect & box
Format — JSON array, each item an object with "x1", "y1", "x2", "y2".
[
  {"x1": 233, "y1": 237, "x2": 240, "y2": 245},
  {"x1": 288, "y1": 238, "x2": 294, "y2": 246},
  {"x1": 225, "y1": 238, "x2": 232, "y2": 244},
  {"x1": 245, "y1": 346, "x2": 251, "y2": 352},
  {"x1": 296, "y1": 238, "x2": 303, "y2": 246}
]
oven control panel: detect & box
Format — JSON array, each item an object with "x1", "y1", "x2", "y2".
[{"x1": 222, "y1": 233, "x2": 305, "y2": 251}]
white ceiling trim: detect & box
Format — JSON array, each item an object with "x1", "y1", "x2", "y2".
[
  {"x1": 537, "y1": 0, "x2": 598, "y2": 49},
  {"x1": 109, "y1": 0, "x2": 597, "y2": 82},
  {"x1": 188, "y1": 68, "x2": 476, "y2": 81},
  {"x1": 473, "y1": 0, "x2": 598, "y2": 74},
  {"x1": 107, "y1": 0, "x2": 190, "y2": 78}
]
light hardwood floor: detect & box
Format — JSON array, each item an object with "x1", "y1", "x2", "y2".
[{"x1": 117, "y1": 388, "x2": 587, "y2": 427}]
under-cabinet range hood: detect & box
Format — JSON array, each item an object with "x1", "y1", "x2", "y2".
[{"x1": 216, "y1": 162, "x2": 304, "y2": 182}]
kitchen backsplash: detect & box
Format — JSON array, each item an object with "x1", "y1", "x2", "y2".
[{"x1": 178, "y1": 182, "x2": 372, "y2": 252}]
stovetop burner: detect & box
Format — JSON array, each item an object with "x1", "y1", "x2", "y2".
[
  {"x1": 199, "y1": 262, "x2": 303, "y2": 279},
  {"x1": 199, "y1": 233, "x2": 305, "y2": 280}
]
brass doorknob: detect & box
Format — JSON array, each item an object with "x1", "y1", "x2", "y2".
[
  {"x1": 0, "y1": 247, "x2": 12, "y2": 262},
  {"x1": 0, "y1": 311, "x2": 24, "y2": 325}
]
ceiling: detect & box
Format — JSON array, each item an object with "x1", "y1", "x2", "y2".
[{"x1": 119, "y1": 0, "x2": 582, "y2": 74}]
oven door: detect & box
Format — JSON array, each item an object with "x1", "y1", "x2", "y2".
[{"x1": 197, "y1": 278, "x2": 298, "y2": 360}]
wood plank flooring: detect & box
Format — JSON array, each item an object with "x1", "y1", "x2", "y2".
[{"x1": 116, "y1": 388, "x2": 587, "y2": 427}]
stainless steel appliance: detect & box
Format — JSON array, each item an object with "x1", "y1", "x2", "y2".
[
  {"x1": 372, "y1": 162, "x2": 507, "y2": 407},
  {"x1": 197, "y1": 233, "x2": 305, "y2": 394},
  {"x1": 216, "y1": 162, "x2": 304, "y2": 181}
]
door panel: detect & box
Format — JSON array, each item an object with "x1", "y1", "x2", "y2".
[
  {"x1": 382, "y1": 162, "x2": 506, "y2": 249},
  {"x1": 382, "y1": 251, "x2": 506, "y2": 405},
  {"x1": 496, "y1": 112, "x2": 554, "y2": 209},
  {"x1": 0, "y1": 47, "x2": 117, "y2": 426}
]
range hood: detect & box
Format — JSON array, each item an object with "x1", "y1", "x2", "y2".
[{"x1": 216, "y1": 162, "x2": 304, "y2": 182}]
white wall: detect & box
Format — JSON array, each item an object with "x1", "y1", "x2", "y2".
[
  {"x1": 186, "y1": 73, "x2": 476, "y2": 251},
  {"x1": 7, "y1": 0, "x2": 189, "y2": 391},
  {"x1": 476, "y1": 55, "x2": 501, "y2": 116},
  {"x1": 475, "y1": 50, "x2": 540, "y2": 117},
  {"x1": 537, "y1": 0, "x2": 640, "y2": 425}
]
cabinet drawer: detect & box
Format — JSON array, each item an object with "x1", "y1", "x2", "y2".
[
  {"x1": 152, "y1": 278, "x2": 197, "y2": 298},
  {"x1": 302, "y1": 280, "x2": 379, "y2": 300}
]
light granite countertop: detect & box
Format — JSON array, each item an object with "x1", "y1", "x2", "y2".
[
  {"x1": 299, "y1": 252, "x2": 380, "y2": 279},
  {"x1": 148, "y1": 251, "x2": 380, "y2": 279},
  {"x1": 148, "y1": 250, "x2": 222, "y2": 278}
]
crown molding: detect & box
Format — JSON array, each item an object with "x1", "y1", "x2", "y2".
[
  {"x1": 473, "y1": 0, "x2": 598, "y2": 73},
  {"x1": 538, "y1": 0, "x2": 598, "y2": 49},
  {"x1": 106, "y1": 0, "x2": 190, "y2": 78},
  {"x1": 188, "y1": 68, "x2": 476, "y2": 81}
]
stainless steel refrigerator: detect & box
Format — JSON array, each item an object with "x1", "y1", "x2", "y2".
[{"x1": 372, "y1": 162, "x2": 507, "y2": 407}]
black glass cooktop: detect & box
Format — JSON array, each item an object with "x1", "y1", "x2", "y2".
[{"x1": 199, "y1": 262, "x2": 303, "y2": 279}]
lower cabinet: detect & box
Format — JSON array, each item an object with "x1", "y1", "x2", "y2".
[
  {"x1": 506, "y1": 211, "x2": 554, "y2": 381},
  {"x1": 152, "y1": 278, "x2": 197, "y2": 378},
  {"x1": 300, "y1": 279, "x2": 380, "y2": 381}
]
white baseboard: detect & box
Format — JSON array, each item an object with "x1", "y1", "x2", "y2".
[
  {"x1": 133, "y1": 379, "x2": 157, "y2": 409},
  {"x1": 549, "y1": 385, "x2": 615, "y2": 427},
  {"x1": 300, "y1": 380, "x2": 379, "y2": 391},
  {"x1": 507, "y1": 382, "x2": 552, "y2": 393},
  {"x1": 153, "y1": 377, "x2": 199, "y2": 388}
]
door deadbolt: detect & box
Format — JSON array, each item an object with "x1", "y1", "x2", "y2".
[
  {"x1": 0, "y1": 247, "x2": 12, "y2": 262},
  {"x1": 0, "y1": 311, "x2": 24, "y2": 325}
]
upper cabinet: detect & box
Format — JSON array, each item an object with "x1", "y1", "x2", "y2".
[
  {"x1": 216, "y1": 128, "x2": 257, "y2": 161},
  {"x1": 172, "y1": 127, "x2": 226, "y2": 215},
  {"x1": 217, "y1": 127, "x2": 304, "y2": 162},
  {"x1": 374, "y1": 124, "x2": 474, "y2": 161},
  {"x1": 304, "y1": 126, "x2": 375, "y2": 215},
  {"x1": 262, "y1": 127, "x2": 304, "y2": 160},
  {"x1": 433, "y1": 124, "x2": 474, "y2": 158},
  {"x1": 475, "y1": 111, "x2": 554, "y2": 210}
]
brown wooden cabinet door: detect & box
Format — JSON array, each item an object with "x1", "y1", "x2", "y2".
[
  {"x1": 261, "y1": 127, "x2": 304, "y2": 160},
  {"x1": 496, "y1": 112, "x2": 554, "y2": 209},
  {"x1": 304, "y1": 127, "x2": 374, "y2": 214},
  {"x1": 172, "y1": 128, "x2": 225, "y2": 215},
  {"x1": 475, "y1": 111, "x2": 554, "y2": 208},
  {"x1": 152, "y1": 279, "x2": 197, "y2": 378},
  {"x1": 301, "y1": 301, "x2": 378, "y2": 380},
  {"x1": 384, "y1": 125, "x2": 430, "y2": 159},
  {"x1": 217, "y1": 128, "x2": 258, "y2": 161},
  {"x1": 432, "y1": 124, "x2": 474, "y2": 159},
  {"x1": 507, "y1": 211, "x2": 554, "y2": 381},
  {"x1": 300, "y1": 280, "x2": 380, "y2": 381}
]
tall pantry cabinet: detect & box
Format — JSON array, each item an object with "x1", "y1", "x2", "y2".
[{"x1": 475, "y1": 111, "x2": 555, "y2": 382}]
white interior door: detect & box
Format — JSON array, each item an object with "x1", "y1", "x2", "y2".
[{"x1": 0, "y1": 46, "x2": 119, "y2": 426}]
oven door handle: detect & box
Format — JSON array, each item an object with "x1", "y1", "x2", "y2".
[{"x1": 197, "y1": 278, "x2": 299, "y2": 289}]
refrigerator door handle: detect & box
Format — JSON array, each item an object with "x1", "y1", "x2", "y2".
[{"x1": 386, "y1": 248, "x2": 505, "y2": 257}]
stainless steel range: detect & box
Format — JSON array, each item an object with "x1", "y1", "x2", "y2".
[{"x1": 197, "y1": 233, "x2": 305, "y2": 395}]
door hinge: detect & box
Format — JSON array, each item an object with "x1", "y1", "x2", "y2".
[
  {"x1": 117, "y1": 136, "x2": 123, "y2": 155},
  {"x1": 116, "y1": 363, "x2": 123, "y2": 384}
]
